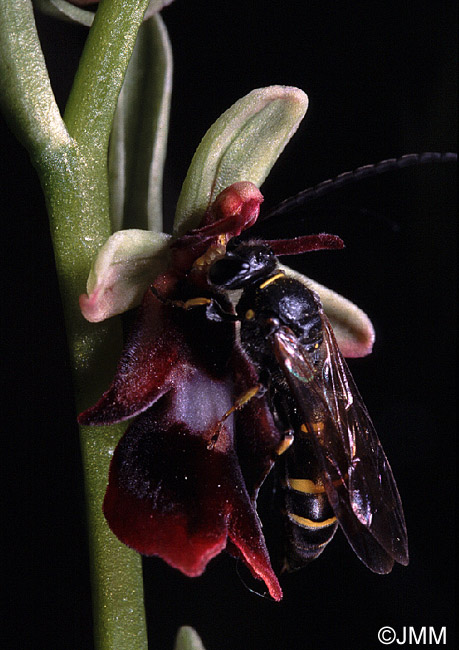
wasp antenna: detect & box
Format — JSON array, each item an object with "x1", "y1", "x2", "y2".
[{"x1": 264, "y1": 152, "x2": 457, "y2": 220}]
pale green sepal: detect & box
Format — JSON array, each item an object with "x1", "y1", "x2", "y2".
[
  {"x1": 280, "y1": 265, "x2": 375, "y2": 358},
  {"x1": 32, "y1": 0, "x2": 95, "y2": 27},
  {"x1": 174, "y1": 86, "x2": 308, "y2": 237},
  {"x1": 109, "y1": 12, "x2": 172, "y2": 233},
  {"x1": 80, "y1": 229, "x2": 171, "y2": 323},
  {"x1": 174, "y1": 626, "x2": 207, "y2": 650}
]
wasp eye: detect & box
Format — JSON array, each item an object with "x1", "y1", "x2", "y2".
[{"x1": 209, "y1": 257, "x2": 247, "y2": 287}]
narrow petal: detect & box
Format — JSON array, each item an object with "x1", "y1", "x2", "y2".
[
  {"x1": 174, "y1": 86, "x2": 308, "y2": 236},
  {"x1": 79, "y1": 229, "x2": 171, "y2": 323},
  {"x1": 280, "y1": 265, "x2": 375, "y2": 357}
]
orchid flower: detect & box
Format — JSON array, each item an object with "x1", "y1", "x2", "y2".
[{"x1": 77, "y1": 86, "x2": 375, "y2": 600}]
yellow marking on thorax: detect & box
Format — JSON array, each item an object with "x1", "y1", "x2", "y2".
[
  {"x1": 275, "y1": 434, "x2": 294, "y2": 456},
  {"x1": 288, "y1": 513, "x2": 337, "y2": 529},
  {"x1": 245, "y1": 309, "x2": 256, "y2": 320},
  {"x1": 259, "y1": 272, "x2": 285, "y2": 290},
  {"x1": 287, "y1": 478, "x2": 326, "y2": 494}
]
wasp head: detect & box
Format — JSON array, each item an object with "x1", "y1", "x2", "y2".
[{"x1": 209, "y1": 241, "x2": 277, "y2": 290}]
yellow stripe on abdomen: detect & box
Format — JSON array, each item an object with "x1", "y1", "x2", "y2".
[
  {"x1": 287, "y1": 478, "x2": 326, "y2": 494},
  {"x1": 288, "y1": 513, "x2": 337, "y2": 529},
  {"x1": 301, "y1": 422, "x2": 325, "y2": 434}
]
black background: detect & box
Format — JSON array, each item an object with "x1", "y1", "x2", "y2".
[{"x1": 2, "y1": 1, "x2": 456, "y2": 649}]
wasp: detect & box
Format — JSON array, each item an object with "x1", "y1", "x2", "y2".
[{"x1": 206, "y1": 239, "x2": 409, "y2": 573}]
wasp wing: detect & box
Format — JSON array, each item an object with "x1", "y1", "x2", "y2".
[{"x1": 272, "y1": 321, "x2": 408, "y2": 573}]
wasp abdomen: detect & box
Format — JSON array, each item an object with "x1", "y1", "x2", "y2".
[{"x1": 282, "y1": 429, "x2": 338, "y2": 571}]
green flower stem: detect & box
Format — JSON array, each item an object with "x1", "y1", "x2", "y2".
[
  {"x1": 39, "y1": 148, "x2": 149, "y2": 650},
  {"x1": 1, "y1": 1, "x2": 151, "y2": 648},
  {"x1": 64, "y1": 0, "x2": 151, "y2": 156},
  {"x1": 80, "y1": 421, "x2": 148, "y2": 650}
]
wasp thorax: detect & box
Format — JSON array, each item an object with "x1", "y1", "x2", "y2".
[{"x1": 237, "y1": 274, "x2": 323, "y2": 350}]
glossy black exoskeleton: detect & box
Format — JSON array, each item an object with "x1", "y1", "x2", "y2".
[{"x1": 208, "y1": 240, "x2": 409, "y2": 573}]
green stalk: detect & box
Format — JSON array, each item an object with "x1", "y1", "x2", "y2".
[
  {"x1": 64, "y1": 0, "x2": 151, "y2": 154},
  {"x1": 1, "y1": 1, "x2": 150, "y2": 648}
]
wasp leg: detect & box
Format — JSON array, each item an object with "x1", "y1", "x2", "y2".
[
  {"x1": 150, "y1": 285, "x2": 213, "y2": 310},
  {"x1": 207, "y1": 385, "x2": 264, "y2": 449},
  {"x1": 150, "y1": 285, "x2": 238, "y2": 322},
  {"x1": 275, "y1": 433, "x2": 294, "y2": 456}
]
